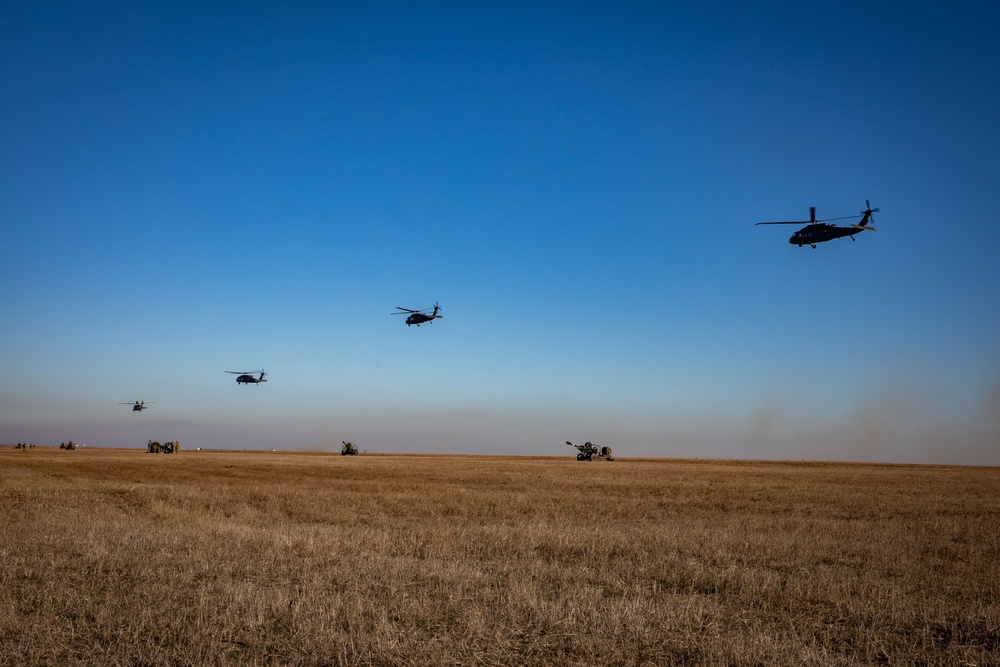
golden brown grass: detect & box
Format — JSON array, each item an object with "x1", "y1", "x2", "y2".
[{"x1": 1, "y1": 447, "x2": 997, "y2": 666}]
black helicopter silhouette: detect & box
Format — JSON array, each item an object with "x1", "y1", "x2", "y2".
[
  {"x1": 225, "y1": 370, "x2": 268, "y2": 385},
  {"x1": 757, "y1": 201, "x2": 878, "y2": 248},
  {"x1": 119, "y1": 400, "x2": 154, "y2": 412},
  {"x1": 392, "y1": 303, "x2": 442, "y2": 326}
]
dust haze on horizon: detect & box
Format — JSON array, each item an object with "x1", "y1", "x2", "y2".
[{"x1": 2, "y1": 2, "x2": 998, "y2": 466}]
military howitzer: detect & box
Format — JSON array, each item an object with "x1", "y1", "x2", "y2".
[
  {"x1": 59, "y1": 441, "x2": 77, "y2": 450},
  {"x1": 566, "y1": 440, "x2": 614, "y2": 461},
  {"x1": 567, "y1": 440, "x2": 598, "y2": 460},
  {"x1": 341, "y1": 441, "x2": 358, "y2": 456}
]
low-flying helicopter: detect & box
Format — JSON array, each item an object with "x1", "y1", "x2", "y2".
[
  {"x1": 392, "y1": 303, "x2": 442, "y2": 326},
  {"x1": 119, "y1": 400, "x2": 154, "y2": 412},
  {"x1": 225, "y1": 370, "x2": 268, "y2": 385},
  {"x1": 756, "y1": 200, "x2": 879, "y2": 248}
]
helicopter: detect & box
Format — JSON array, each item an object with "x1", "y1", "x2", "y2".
[
  {"x1": 756, "y1": 200, "x2": 878, "y2": 248},
  {"x1": 392, "y1": 303, "x2": 442, "y2": 326},
  {"x1": 225, "y1": 370, "x2": 268, "y2": 385},
  {"x1": 119, "y1": 400, "x2": 154, "y2": 412}
]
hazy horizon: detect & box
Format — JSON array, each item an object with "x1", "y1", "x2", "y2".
[{"x1": 3, "y1": 2, "x2": 998, "y2": 465}]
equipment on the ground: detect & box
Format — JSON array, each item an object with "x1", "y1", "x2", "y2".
[{"x1": 566, "y1": 440, "x2": 614, "y2": 461}]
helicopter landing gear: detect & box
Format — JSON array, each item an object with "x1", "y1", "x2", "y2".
[{"x1": 810, "y1": 244, "x2": 817, "y2": 249}]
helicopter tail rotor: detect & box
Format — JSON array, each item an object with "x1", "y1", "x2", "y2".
[{"x1": 854, "y1": 200, "x2": 879, "y2": 230}]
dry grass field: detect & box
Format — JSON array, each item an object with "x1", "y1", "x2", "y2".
[{"x1": 1, "y1": 447, "x2": 997, "y2": 666}]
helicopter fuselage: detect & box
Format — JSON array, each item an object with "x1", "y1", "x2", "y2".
[
  {"x1": 789, "y1": 223, "x2": 863, "y2": 248},
  {"x1": 405, "y1": 313, "x2": 436, "y2": 326},
  {"x1": 404, "y1": 306, "x2": 441, "y2": 326}
]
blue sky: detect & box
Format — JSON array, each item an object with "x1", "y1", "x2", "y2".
[{"x1": 3, "y1": 2, "x2": 999, "y2": 464}]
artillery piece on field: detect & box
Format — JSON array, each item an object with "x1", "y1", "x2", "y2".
[
  {"x1": 341, "y1": 441, "x2": 358, "y2": 456},
  {"x1": 147, "y1": 440, "x2": 180, "y2": 454},
  {"x1": 60, "y1": 441, "x2": 77, "y2": 450},
  {"x1": 566, "y1": 441, "x2": 614, "y2": 461}
]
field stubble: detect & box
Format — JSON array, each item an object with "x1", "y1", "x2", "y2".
[{"x1": 0, "y1": 448, "x2": 997, "y2": 666}]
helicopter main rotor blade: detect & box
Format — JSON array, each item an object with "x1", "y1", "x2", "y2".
[{"x1": 757, "y1": 213, "x2": 859, "y2": 226}]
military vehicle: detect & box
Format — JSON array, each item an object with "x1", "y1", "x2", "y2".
[
  {"x1": 119, "y1": 400, "x2": 154, "y2": 412},
  {"x1": 341, "y1": 441, "x2": 358, "y2": 456},
  {"x1": 566, "y1": 440, "x2": 614, "y2": 461},
  {"x1": 59, "y1": 441, "x2": 77, "y2": 450},
  {"x1": 226, "y1": 370, "x2": 268, "y2": 385},
  {"x1": 756, "y1": 200, "x2": 879, "y2": 248},
  {"x1": 392, "y1": 303, "x2": 442, "y2": 326}
]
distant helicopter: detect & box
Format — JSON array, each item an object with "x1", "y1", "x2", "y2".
[
  {"x1": 757, "y1": 200, "x2": 879, "y2": 248},
  {"x1": 119, "y1": 400, "x2": 154, "y2": 412},
  {"x1": 392, "y1": 303, "x2": 442, "y2": 326},
  {"x1": 225, "y1": 370, "x2": 268, "y2": 385}
]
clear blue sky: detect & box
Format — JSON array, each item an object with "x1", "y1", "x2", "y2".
[{"x1": 3, "y1": 2, "x2": 998, "y2": 464}]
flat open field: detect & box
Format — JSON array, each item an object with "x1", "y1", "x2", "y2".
[{"x1": 1, "y1": 448, "x2": 997, "y2": 666}]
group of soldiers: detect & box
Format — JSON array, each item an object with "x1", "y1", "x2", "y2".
[
  {"x1": 147, "y1": 440, "x2": 180, "y2": 454},
  {"x1": 13, "y1": 442, "x2": 37, "y2": 450}
]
